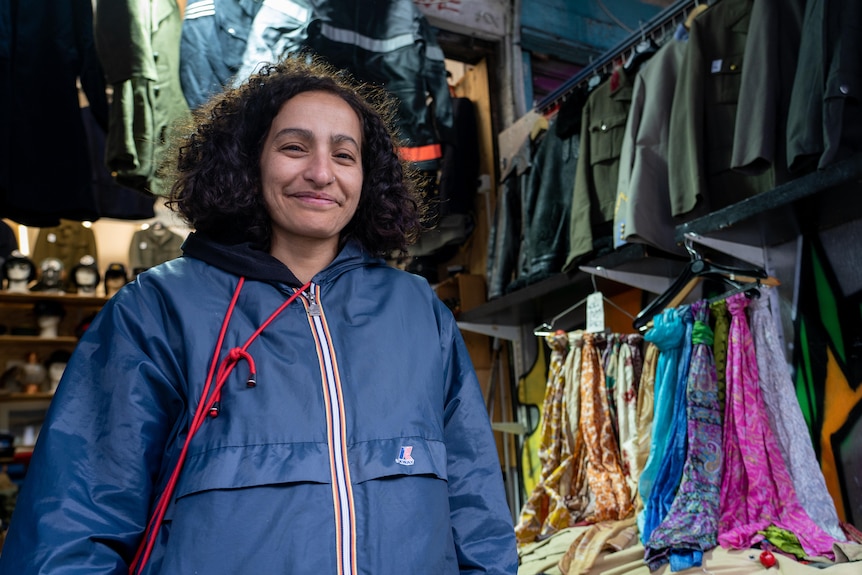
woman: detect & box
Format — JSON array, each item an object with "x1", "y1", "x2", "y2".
[{"x1": 0, "y1": 57, "x2": 518, "y2": 574}]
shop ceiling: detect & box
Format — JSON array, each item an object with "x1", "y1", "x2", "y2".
[
  {"x1": 419, "y1": 0, "x2": 675, "y2": 104},
  {"x1": 519, "y1": 0, "x2": 674, "y2": 64},
  {"x1": 420, "y1": 0, "x2": 672, "y2": 63}
]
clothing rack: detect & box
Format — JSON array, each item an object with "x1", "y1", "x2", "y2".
[{"x1": 536, "y1": 0, "x2": 698, "y2": 114}]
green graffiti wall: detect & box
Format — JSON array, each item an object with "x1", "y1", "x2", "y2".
[{"x1": 793, "y1": 235, "x2": 862, "y2": 528}]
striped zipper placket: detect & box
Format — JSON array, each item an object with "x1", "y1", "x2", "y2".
[{"x1": 301, "y1": 283, "x2": 356, "y2": 575}]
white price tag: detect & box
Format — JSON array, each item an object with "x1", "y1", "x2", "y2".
[{"x1": 586, "y1": 292, "x2": 605, "y2": 333}]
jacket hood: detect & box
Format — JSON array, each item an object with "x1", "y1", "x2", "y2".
[{"x1": 181, "y1": 232, "x2": 385, "y2": 287}]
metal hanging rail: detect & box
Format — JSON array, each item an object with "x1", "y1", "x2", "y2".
[{"x1": 536, "y1": 0, "x2": 696, "y2": 114}]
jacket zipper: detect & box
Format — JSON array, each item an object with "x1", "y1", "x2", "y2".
[{"x1": 302, "y1": 283, "x2": 355, "y2": 575}]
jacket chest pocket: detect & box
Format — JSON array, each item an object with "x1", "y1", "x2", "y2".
[
  {"x1": 348, "y1": 436, "x2": 448, "y2": 484},
  {"x1": 589, "y1": 113, "x2": 628, "y2": 165},
  {"x1": 706, "y1": 52, "x2": 743, "y2": 105}
]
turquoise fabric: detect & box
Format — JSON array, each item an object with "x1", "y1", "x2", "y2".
[
  {"x1": 642, "y1": 306, "x2": 694, "y2": 544},
  {"x1": 646, "y1": 300, "x2": 724, "y2": 571},
  {"x1": 638, "y1": 307, "x2": 686, "y2": 541}
]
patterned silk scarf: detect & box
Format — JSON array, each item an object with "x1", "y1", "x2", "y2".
[
  {"x1": 645, "y1": 300, "x2": 723, "y2": 571},
  {"x1": 638, "y1": 308, "x2": 686, "y2": 540},
  {"x1": 606, "y1": 334, "x2": 644, "y2": 502},
  {"x1": 580, "y1": 332, "x2": 633, "y2": 521},
  {"x1": 718, "y1": 293, "x2": 836, "y2": 557},
  {"x1": 749, "y1": 290, "x2": 845, "y2": 541},
  {"x1": 515, "y1": 332, "x2": 572, "y2": 544},
  {"x1": 641, "y1": 306, "x2": 693, "y2": 544},
  {"x1": 709, "y1": 299, "x2": 729, "y2": 415},
  {"x1": 633, "y1": 341, "x2": 659, "y2": 514}
]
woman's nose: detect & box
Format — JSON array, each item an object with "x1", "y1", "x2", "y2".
[{"x1": 304, "y1": 154, "x2": 334, "y2": 186}]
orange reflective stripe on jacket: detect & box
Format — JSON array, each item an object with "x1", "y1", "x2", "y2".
[{"x1": 398, "y1": 143, "x2": 442, "y2": 163}]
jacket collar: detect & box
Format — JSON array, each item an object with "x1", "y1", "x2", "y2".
[{"x1": 181, "y1": 232, "x2": 382, "y2": 287}]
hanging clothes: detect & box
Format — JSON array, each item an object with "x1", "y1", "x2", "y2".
[
  {"x1": 614, "y1": 33, "x2": 688, "y2": 255},
  {"x1": 749, "y1": 290, "x2": 846, "y2": 542},
  {"x1": 645, "y1": 300, "x2": 723, "y2": 572},
  {"x1": 408, "y1": 97, "x2": 481, "y2": 261},
  {"x1": 561, "y1": 331, "x2": 595, "y2": 525},
  {"x1": 641, "y1": 306, "x2": 694, "y2": 544},
  {"x1": 516, "y1": 332, "x2": 583, "y2": 544},
  {"x1": 580, "y1": 332, "x2": 633, "y2": 522},
  {"x1": 667, "y1": 0, "x2": 774, "y2": 217},
  {"x1": 179, "y1": 0, "x2": 264, "y2": 110},
  {"x1": 128, "y1": 225, "x2": 186, "y2": 273},
  {"x1": 633, "y1": 341, "x2": 659, "y2": 513},
  {"x1": 786, "y1": 0, "x2": 862, "y2": 173},
  {"x1": 562, "y1": 65, "x2": 634, "y2": 271},
  {"x1": 731, "y1": 0, "x2": 805, "y2": 185},
  {"x1": 507, "y1": 110, "x2": 580, "y2": 291},
  {"x1": 232, "y1": 0, "x2": 312, "y2": 88},
  {"x1": 719, "y1": 293, "x2": 837, "y2": 558},
  {"x1": 0, "y1": 0, "x2": 108, "y2": 227},
  {"x1": 32, "y1": 221, "x2": 99, "y2": 292},
  {"x1": 603, "y1": 333, "x2": 620, "y2": 439},
  {"x1": 94, "y1": 0, "x2": 192, "y2": 197},
  {"x1": 637, "y1": 307, "x2": 686, "y2": 540},
  {"x1": 604, "y1": 333, "x2": 644, "y2": 503},
  {"x1": 709, "y1": 299, "x2": 730, "y2": 415},
  {"x1": 81, "y1": 106, "x2": 156, "y2": 221},
  {"x1": 486, "y1": 135, "x2": 533, "y2": 299},
  {"x1": 303, "y1": 0, "x2": 453, "y2": 171}
]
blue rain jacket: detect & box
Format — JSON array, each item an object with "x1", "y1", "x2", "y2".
[{"x1": 0, "y1": 234, "x2": 517, "y2": 574}]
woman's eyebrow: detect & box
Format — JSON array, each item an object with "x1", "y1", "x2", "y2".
[{"x1": 272, "y1": 128, "x2": 358, "y2": 149}]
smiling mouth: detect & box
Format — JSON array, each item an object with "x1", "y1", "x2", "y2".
[{"x1": 290, "y1": 192, "x2": 340, "y2": 205}]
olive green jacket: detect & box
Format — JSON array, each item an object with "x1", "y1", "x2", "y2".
[
  {"x1": 563, "y1": 66, "x2": 633, "y2": 271},
  {"x1": 94, "y1": 0, "x2": 191, "y2": 196}
]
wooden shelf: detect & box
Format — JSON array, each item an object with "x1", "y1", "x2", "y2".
[
  {"x1": 0, "y1": 393, "x2": 53, "y2": 403},
  {"x1": 0, "y1": 292, "x2": 108, "y2": 306},
  {"x1": 0, "y1": 335, "x2": 78, "y2": 345}
]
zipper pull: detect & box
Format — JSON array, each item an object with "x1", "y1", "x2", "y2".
[{"x1": 306, "y1": 288, "x2": 321, "y2": 317}]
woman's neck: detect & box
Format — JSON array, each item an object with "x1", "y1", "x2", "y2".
[{"x1": 270, "y1": 238, "x2": 339, "y2": 285}]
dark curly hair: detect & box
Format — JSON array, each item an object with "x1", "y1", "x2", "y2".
[{"x1": 164, "y1": 55, "x2": 426, "y2": 257}]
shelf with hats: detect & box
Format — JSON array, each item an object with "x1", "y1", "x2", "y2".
[
  {"x1": 0, "y1": 292, "x2": 107, "y2": 343},
  {"x1": 0, "y1": 290, "x2": 108, "y2": 449}
]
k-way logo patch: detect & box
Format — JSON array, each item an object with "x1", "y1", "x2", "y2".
[{"x1": 395, "y1": 446, "x2": 415, "y2": 466}]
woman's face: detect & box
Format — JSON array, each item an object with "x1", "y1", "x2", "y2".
[{"x1": 260, "y1": 90, "x2": 364, "y2": 259}]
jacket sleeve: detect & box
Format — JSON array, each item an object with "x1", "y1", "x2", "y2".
[
  {"x1": 419, "y1": 16, "x2": 455, "y2": 144},
  {"x1": 0, "y1": 284, "x2": 187, "y2": 574},
  {"x1": 437, "y1": 300, "x2": 518, "y2": 574}
]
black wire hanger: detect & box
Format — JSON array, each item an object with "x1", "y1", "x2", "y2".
[{"x1": 632, "y1": 237, "x2": 780, "y2": 332}]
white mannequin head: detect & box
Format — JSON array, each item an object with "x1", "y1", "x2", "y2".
[{"x1": 33, "y1": 300, "x2": 66, "y2": 339}]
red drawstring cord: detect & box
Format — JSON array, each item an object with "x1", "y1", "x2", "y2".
[{"x1": 130, "y1": 278, "x2": 312, "y2": 574}]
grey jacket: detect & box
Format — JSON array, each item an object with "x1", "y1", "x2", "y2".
[
  {"x1": 614, "y1": 38, "x2": 688, "y2": 255},
  {"x1": 179, "y1": 0, "x2": 263, "y2": 109}
]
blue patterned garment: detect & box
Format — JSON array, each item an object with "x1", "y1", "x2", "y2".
[
  {"x1": 645, "y1": 300, "x2": 723, "y2": 571},
  {"x1": 638, "y1": 307, "x2": 687, "y2": 541},
  {"x1": 641, "y1": 306, "x2": 693, "y2": 545}
]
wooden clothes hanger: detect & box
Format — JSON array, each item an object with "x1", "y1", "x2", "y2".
[
  {"x1": 685, "y1": 2, "x2": 709, "y2": 30},
  {"x1": 632, "y1": 239, "x2": 780, "y2": 332}
]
